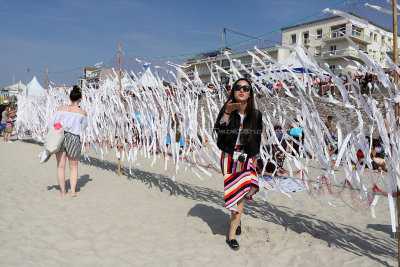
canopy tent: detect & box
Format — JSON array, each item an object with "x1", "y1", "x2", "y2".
[
  {"x1": 24, "y1": 76, "x2": 46, "y2": 96},
  {"x1": 255, "y1": 50, "x2": 329, "y2": 77},
  {"x1": 279, "y1": 50, "x2": 316, "y2": 73},
  {"x1": 3, "y1": 81, "x2": 26, "y2": 95}
]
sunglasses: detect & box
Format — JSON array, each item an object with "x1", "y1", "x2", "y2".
[{"x1": 233, "y1": 85, "x2": 251, "y2": 92}]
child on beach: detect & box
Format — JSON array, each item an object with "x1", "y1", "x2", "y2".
[{"x1": 4, "y1": 113, "x2": 14, "y2": 143}]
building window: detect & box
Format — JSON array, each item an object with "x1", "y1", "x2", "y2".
[
  {"x1": 374, "y1": 33, "x2": 378, "y2": 42},
  {"x1": 221, "y1": 60, "x2": 230, "y2": 68},
  {"x1": 370, "y1": 32, "x2": 374, "y2": 39},
  {"x1": 329, "y1": 65, "x2": 336, "y2": 73},
  {"x1": 389, "y1": 38, "x2": 393, "y2": 46},
  {"x1": 291, "y1": 34, "x2": 297, "y2": 44},
  {"x1": 382, "y1": 36, "x2": 385, "y2": 45},
  {"x1": 331, "y1": 24, "x2": 346, "y2": 38},
  {"x1": 315, "y1": 46, "x2": 321, "y2": 56},
  {"x1": 352, "y1": 26, "x2": 362, "y2": 36},
  {"x1": 186, "y1": 68, "x2": 195, "y2": 75},
  {"x1": 330, "y1": 45, "x2": 337, "y2": 51},
  {"x1": 316, "y1": 29, "x2": 323, "y2": 39},
  {"x1": 303, "y1": 32, "x2": 309, "y2": 45}
]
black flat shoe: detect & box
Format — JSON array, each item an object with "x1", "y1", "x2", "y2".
[
  {"x1": 226, "y1": 238, "x2": 240, "y2": 251},
  {"x1": 236, "y1": 225, "x2": 241, "y2": 235}
]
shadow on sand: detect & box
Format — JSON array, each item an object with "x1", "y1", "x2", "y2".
[
  {"x1": 20, "y1": 138, "x2": 44, "y2": 146},
  {"x1": 187, "y1": 204, "x2": 230, "y2": 236},
  {"x1": 366, "y1": 224, "x2": 393, "y2": 236},
  {"x1": 80, "y1": 156, "x2": 394, "y2": 266},
  {"x1": 47, "y1": 174, "x2": 93, "y2": 193}
]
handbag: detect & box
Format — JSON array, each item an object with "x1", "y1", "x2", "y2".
[{"x1": 45, "y1": 122, "x2": 64, "y2": 154}]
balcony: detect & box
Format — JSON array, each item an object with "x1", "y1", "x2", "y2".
[
  {"x1": 322, "y1": 29, "x2": 372, "y2": 44},
  {"x1": 320, "y1": 49, "x2": 360, "y2": 60}
]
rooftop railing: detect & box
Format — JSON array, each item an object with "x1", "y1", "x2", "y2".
[
  {"x1": 320, "y1": 49, "x2": 359, "y2": 59},
  {"x1": 322, "y1": 29, "x2": 372, "y2": 43}
]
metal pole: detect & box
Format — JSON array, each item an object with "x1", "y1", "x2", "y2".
[
  {"x1": 220, "y1": 27, "x2": 225, "y2": 70},
  {"x1": 220, "y1": 27, "x2": 224, "y2": 56},
  {"x1": 392, "y1": 1, "x2": 399, "y2": 266},
  {"x1": 118, "y1": 41, "x2": 122, "y2": 177}
]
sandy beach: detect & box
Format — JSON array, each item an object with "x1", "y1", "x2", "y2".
[{"x1": 0, "y1": 138, "x2": 396, "y2": 266}]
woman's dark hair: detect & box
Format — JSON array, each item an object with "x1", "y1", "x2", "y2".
[
  {"x1": 215, "y1": 78, "x2": 258, "y2": 149},
  {"x1": 70, "y1": 85, "x2": 82, "y2": 102}
]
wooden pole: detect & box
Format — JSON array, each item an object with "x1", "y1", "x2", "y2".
[
  {"x1": 392, "y1": 1, "x2": 400, "y2": 266},
  {"x1": 118, "y1": 41, "x2": 122, "y2": 176},
  {"x1": 46, "y1": 68, "x2": 49, "y2": 93}
]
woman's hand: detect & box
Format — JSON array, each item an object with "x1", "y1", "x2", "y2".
[{"x1": 225, "y1": 100, "x2": 241, "y2": 114}]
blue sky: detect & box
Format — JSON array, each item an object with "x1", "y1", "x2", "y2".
[{"x1": 0, "y1": 0, "x2": 368, "y2": 86}]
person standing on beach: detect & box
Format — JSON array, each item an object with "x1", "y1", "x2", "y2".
[
  {"x1": 4, "y1": 112, "x2": 14, "y2": 143},
  {"x1": 1, "y1": 106, "x2": 9, "y2": 138},
  {"x1": 214, "y1": 78, "x2": 263, "y2": 251},
  {"x1": 2, "y1": 107, "x2": 17, "y2": 141},
  {"x1": 53, "y1": 86, "x2": 87, "y2": 197}
]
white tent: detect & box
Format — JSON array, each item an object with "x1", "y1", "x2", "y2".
[
  {"x1": 24, "y1": 76, "x2": 46, "y2": 96},
  {"x1": 280, "y1": 49, "x2": 329, "y2": 76},
  {"x1": 4, "y1": 81, "x2": 26, "y2": 95}
]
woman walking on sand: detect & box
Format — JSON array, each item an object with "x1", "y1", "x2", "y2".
[
  {"x1": 53, "y1": 85, "x2": 87, "y2": 197},
  {"x1": 214, "y1": 78, "x2": 263, "y2": 251}
]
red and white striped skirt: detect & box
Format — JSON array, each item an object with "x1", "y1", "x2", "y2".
[{"x1": 221, "y1": 147, "x2": 259, "y2": 214}]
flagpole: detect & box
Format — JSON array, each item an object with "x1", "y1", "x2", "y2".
[
  {"x1": 118, "y1": 41, "x2": 122, "y2": 177},
  {"x1": 220, "y1": 27, "x2": 225, "y2": 68}
]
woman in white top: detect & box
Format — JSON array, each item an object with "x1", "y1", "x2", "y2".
[{"x1": 53, "y1": 86, "x2": 87, "y2": 197}]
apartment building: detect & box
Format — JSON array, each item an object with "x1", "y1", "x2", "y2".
[
  {"x1": 78, "y1": 67, "x2": 101, "y2": 88},
  {"x1": 78, "y1": 67, "x2": 122, "y2": 88},
  {"x1": 280, "y1": 13, "x2": 397, "y2": 74},
  {"x1": 181, "y1": 12, "x2": 398, "y2": 83},
  {"x1": 181, "y1": 46, "x2": 287, "y2": 84}
]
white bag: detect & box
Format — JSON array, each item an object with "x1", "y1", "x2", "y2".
[{"x1": 45, "y1": 125, "x2": 64, "y2": 154}]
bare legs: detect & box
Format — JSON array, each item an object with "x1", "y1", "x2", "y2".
[
  {"x1": 68, "y1": 157, "x2": 79, "y2": 197},
  {"x1": 228, "y1": 198, "x2": 244, "y2": 240},
  {"x1": 56, "y1": 151, "x2": 79, "y2": 197},
  {"x1": 56, "y1": 151, "x2": 67, "y2": 196},
  {"x1": 321, "y1": 85, "x2": 326, "y2": 96}
]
